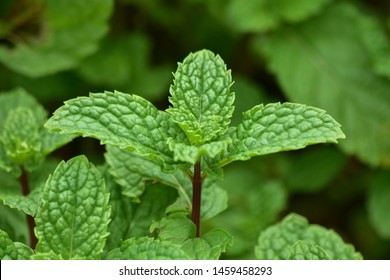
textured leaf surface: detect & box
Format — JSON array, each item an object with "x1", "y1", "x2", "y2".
[
  {"x1": 224, "y1": 0, "x2": 332, "y2": 33},
  {"x1": 0, "y1": 230, "x2": 33, "y2": 260},
  {"x1": 167, "y1": 50, "x2": 234, "y2": 145},
  {"x1": 256, "y1": 2, "x2": 390, "y2": 167},
  {"x1": 367, "y1": 171, "x2": 390, "y2": 238},
  {"x1": 218, "y1": 102, "x2": 345, "y2": 166},
  {"x1": 181, "y1": 229, "x2": 233, "y2": 260},
  {"x1": 0, "y1": 229, "x2": 18, "y2": 260},
  {"x1": 0, "y1": 88, "x2": 47, "y2": 129},
  {"x1": 0, "y1": 88, "x2": 74, "y2": 175},
  {"x1": 167, "y1": 138, "x2": 231, "y2": 164},
  {"x1": 288, "y1": 241, "x2": 330, "y2": 260},
  {"x1": 46, "y1": 91, "x2": 186, "y2": 168},
  {"x1": 0, "y1": 0, "x2": 113, "y2": 77},
  {"x1": 255, "y1": 213, "x2": 362, "y2": 260},
  {"x1": 1, "y1": 108, "x2": 41, "y2": 164},
  {"x1": 105, "y1": 237, "x2": 190, "y2": 260},
  {"x1": 35, "y1": 156, "x2": 110, "y2": 259}
]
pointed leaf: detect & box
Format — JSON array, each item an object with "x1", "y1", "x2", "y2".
[
  {"x1": 45, "y1": 91, "x2": 186, "y2": 168},
  {"x1": 104, "y1": 237, "x2": 190, "y2": 260},
  {"x1": 167, "y1": 49, "x2": 234, "y2": 145},
  {"x1": 181, "y1": 228, "x2": 233, "y2": 260},
  {"x1": 35, "y1": 156, "x2": 110, "y2": 259},
  {"x1": 219, "y1": 102, "x2": 345, "y2": 166},
  {"x1": 255, "y1": 213, "x2": 362, "y2": 260}
]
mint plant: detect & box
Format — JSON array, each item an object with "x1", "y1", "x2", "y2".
[{"x1": 0, "y1": 49, "x2": 362, "y2": 260}]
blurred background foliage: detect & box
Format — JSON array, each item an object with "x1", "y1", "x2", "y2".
[{"x1": 1, "y1": 0, "x2": 390, "y2": 259}]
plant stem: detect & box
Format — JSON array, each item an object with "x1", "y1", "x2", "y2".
[
  {"x1": 19, "y1": 167, "x2": 38, "y2": 249},
  {"x1": 192, "y1": 161, "x2": 202, "y2": 237}
]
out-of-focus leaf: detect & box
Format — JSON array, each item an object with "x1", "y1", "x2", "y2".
[
  {"x1": 255, "y1": 2, "x2": 390, "y2": 167},
  {"x1": 212, "y1": 0, "x2": 332, "y2": 33},
  {"x1": 367, "y1": 171, "x2": 390, "y2": 239},
  {"x1": 77, "y1": 33, "x2": 171, "y2": 100},
  {"x1": 255, "y1": 213, "x2": 363, "y2": 260},
  {"x1": 285, "y1": 146, "x2": 347, "y2": 193},
  {"x1": 0, "y1": 0, "x2": 114, "y2": 77}
]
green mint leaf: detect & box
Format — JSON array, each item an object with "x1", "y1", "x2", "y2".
[
  {"x1": 223, "y1": 0, "x2": 332, "y2": 33},
  {"x1": 0, "y1": 159, "x2": 59, "y2": 217},
  {"x1": 285, "y1": 146, "x2": 347, "y2": 193},
  {"x1": 0, "y1": 0, "x2": 113, "y2": 77},
  {"x1": 255, "y1": 2, "x2": 390, "y2": 167},
  {"x1": 105, "y1": 145, "x2": 190, "y2": 199},
  {"x1": 126, "y1": 184, "x2": 178, "y2": 238},
  {"x1": 0, "y1": 88, "x2": 74, "y2": 175},
  {"x1": 45, "y1": 91, "x2": 186, "y2": 168},
  {"x1": 288, "y1": 241, "x2": 330, "y2": 260},
  {"x1": 102, "y1": 162, "x2": 178, "y2": 251},
  {"x1": 200, "y1": 184, "x2": 228, "y2": 220},
  {"x1": 167, "y1": 49, "x2": 234, "y2": 145},
  {"x1": 104, "y1": 237, "x2": 190, "y2": 260},
  {"x1": 0, "y1": 229, "x2": 18, "y2": 259},
  {"x1": 167, "y1": 138, "x2": 231, "y2": 164},
  {"x1": 1, "y1": 107, "x2": 41, "y2": 165},
  {"x1": 255, "y1": 213, "x2": 363, "y2": 260},
  {"x1": 219, "y1": 103, "x2": 345, "y2": 166},
  {"x1": 0, "y1": 203, "x2": 29, "y2": 245},
  {"x1": 181, "y1": 228, "x2": 233, "y2": 260},
  {"x1": 152, "y1": 216, "x2": 196, "y2": 244},
  {"x1": 0, "y1": 229, "x2": 32, "y2": 260},
  {"x1": 39, "y1": 129, "x2": 75, "y2": 157},
  {"x1": 35, "y1": 156, "x2": 110, "y2": 259},
  {"x1": 0, "y1": 88, "x2": 47, "y2": 128},
  {"x1": 101, "y1": 166, "x2": 134, "y2": 251},
  {"x1": 367, "y1": 171, "x2": 390, "y2": 238}
]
